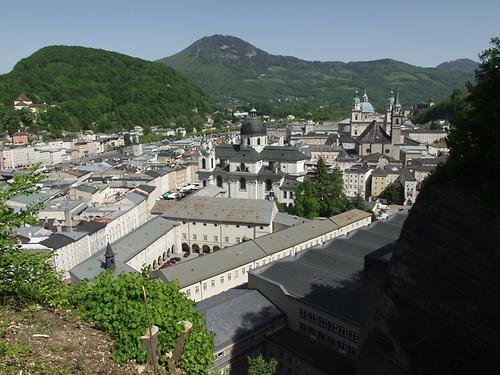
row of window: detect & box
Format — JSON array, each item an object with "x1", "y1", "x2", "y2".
[
  {"x1": 299, "y1": 308, "x2": 359, "y2": 343},
  {"x1": 299, "y1": 322, "x2": 357, "y2": 357},
  {"x1": 282, "y1": 191, "x2": 294, "y2": 199},
  {"x1": 182, "y1": 221, "x2": 265, "y2": 229},
  {"x1": 182, "y1": 234, "x2": 250, "y2": 243}
]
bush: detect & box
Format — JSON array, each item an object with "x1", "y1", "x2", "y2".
[
  {"x1": 0, "y1": 249, "x2": 66, "y2": 308},
  {"x1": 69, "y1": 271, "x2": 214, "y2": 373}
]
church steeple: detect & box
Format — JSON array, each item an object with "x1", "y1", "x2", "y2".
[
  {"x1": 391, "y1": 88, "x2": 403, "y2": 146},
  {"x1": 362, "y1": 89, "x2": 369, "y2": 103},
  {"x1": 105, "y1": 242, "x2": 116, "y2": 270}
]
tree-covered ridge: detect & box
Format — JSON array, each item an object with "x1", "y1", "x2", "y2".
[
  {"x1": 0, "y1": 45, "x2": 212, "y2": 133},
  {"x1": 159, "y1": 35, "x2": 473, "y2": 108}
]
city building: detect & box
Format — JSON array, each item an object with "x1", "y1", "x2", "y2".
[
  {"x1": 152, "y1": 209, "x2": 372, "y2": 302},
  {"x1": 247, "y1": 212, "x2": 408, "y2": 371},
  {"x1": 162, "y1": 197, "x2": 277, "y2": 253},
  {"x1": 197, "y1": 109, "x2": 308, "y2": 204},
  {"x1": 198, "y1": 289, "x2": 286, "y2": 374}
]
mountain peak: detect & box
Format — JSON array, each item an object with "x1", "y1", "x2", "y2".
[
  {"x1": 159, "y1": 36, "x2": 474, "y2": 106},
  {"x1": 162, "y1": 34, "x2": 269, "y2": 67},
  {"x1": 436, "y1": 58, "x2": 479, "y2": 74}
]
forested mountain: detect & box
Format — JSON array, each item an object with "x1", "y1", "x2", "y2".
[
  {"x1": 159, "y1": 35, "x2": 474, "y2": 108},
  {"x1": 436, "y1": 58, "x2": 479, "y2": 74},
  {"x1": 0, "y1": 46, "x2": 212, "y2": 134}
]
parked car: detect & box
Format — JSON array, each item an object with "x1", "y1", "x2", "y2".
[
  {"x1": 183, "y1": 252, "x2": 190, "y2": 258},
  {"x1": 160, "y1": 262, "x2": 172, "y2": 269},
  {"x1": 171, "y1": 257, "x2": 181, "y2": 262}
]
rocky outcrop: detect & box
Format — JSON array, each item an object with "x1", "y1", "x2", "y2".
[{"x1": 358, "y1": 184, "x2": 500, "y2": 375}]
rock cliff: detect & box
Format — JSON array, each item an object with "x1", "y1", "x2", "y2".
[{"x1": 358, "y1": 183, "x2": 500, "y2": 375}]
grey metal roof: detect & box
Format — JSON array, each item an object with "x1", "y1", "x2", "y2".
[
  {"x1": 69, "y1": 248, "x2": 136, "y2": 282},
  {"x1": 144, "y1": 170, "x2": 161, "y2": 178},
  {"x1": 253, "y1": 218, "x2": 338, "y2": 255},
  {"x1": 197, "y1": 289, "x2": 284, "y2": 351},
  {"x1": 124, "y1": 191, "x2": 147, "y2": 205},
  {"x1": 355, "y1": 121, "x2": 391, "y2": 144},
  {"x1": 260, "y1": 146, "x2": 308, "y2": 162},
  {"x1": 112, "y1": 216, "x2": 177, "y2": 263},
  {"x1": 280, "y1": 176, "x2": 301, "y2": 191},
  {"x1": 215, "y1": 144, "x2": 263, "y2": 162},
  {"x1": 40, "y1": 233, "x2": 75, "y2": 250},
  {"x1": 152, "y1": 240, "x2": 265, "y2": 287},
  {"x1": 162, "y1": 197, "x2": 275, "y2": 225},
  {"x1": 240, "y1": 116, "x2": 267, "y2": 136},
  {"x1": 273, "y1": 212, "x2": 310, "y2": 228},
  {"x1": 136, "y1": 184, "x2": 156, "y2": 194},
  {"x1": 8, "y1": 190, "x2": 56, "y2": 206},
  {"x1": 152, "y1": 218, "x2": 339, "y2": 288},
  {"x1": 185, "y1": 185, "x2": 224, "y2": 200},
  {"x1": 75, "y1": 220, "x2": 107, "y2": 234},
  {"x1": 60, "y1": 231, "x2": 88, "y2": 241},
  {"x1": 73, "y1": 184, "x2": 98, "y2": 194},
  {"x1": 251, "y1": 212, "x2": 408, "y2": 323}
]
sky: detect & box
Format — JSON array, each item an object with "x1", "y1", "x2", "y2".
[{"x1": 0, "y1": 0, "x2": 498, "y2": 74}]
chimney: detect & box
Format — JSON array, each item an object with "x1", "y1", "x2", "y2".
[{"x1": 105, "y1": 242, "x2": 116, "y2": 270}]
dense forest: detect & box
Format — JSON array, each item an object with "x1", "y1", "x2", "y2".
[{"x1": 0, "y1": 46, "x2": 212, "y2": 136}]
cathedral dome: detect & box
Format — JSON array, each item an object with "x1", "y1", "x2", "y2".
[
  {"x1": 361, "y1": 102, "x2": 374, "y2": 113},
  {"x1": 241, "y1": 109, "x2": 266, "y2": 136}
]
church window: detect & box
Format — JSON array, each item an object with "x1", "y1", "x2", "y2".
[
  {"x1": 283, "y1": 191, "x2": 288, "y2": 199},
  {"x1": 240, "y1": 163, "x2": 246, "y2": 172},
  {"x1": 247, "y1": 138, "x2": 250, "y2": 145},
  {"x1": 257, "y1": 138, "x2": 261, "y2": 145},
  {"x1": 385, "y1": 149, "x2": 390, "y2": 154},
  {"x1": 202, "y1": 158, "x2": 206, "y2": 169},
  {"x1": 239, "y1": 177, "x2": 246, "y2": 191},
  {"x1": 211, "y1": 158, "x2": 214, "y2": 168},
  {"x1": 203, "y1": 180, "x2": 207, "y2": 187},
  {"x1": 216, "y1": 175, "x2": 223, "y2": 187}
]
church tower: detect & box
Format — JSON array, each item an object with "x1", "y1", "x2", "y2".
[
  {"x1": 351, "y1": 90, "x2": 361, "y2": 123},
  {"x1": 198, "y1": 139, "x2": 216, "y2": 186},
  {"x1": 385, "y1": 90, "x2": 395, "y2": 134},
  {"x1": 391, "y1": 89, "x2": 402, "y2": 146}
]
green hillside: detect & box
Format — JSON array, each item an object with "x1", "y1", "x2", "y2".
[
  {"x1": 0, "y1": 46, "x2": 212, "y2": 134},
  {"x1": 159, "y1": 35, "x2": 474, "y2": 108},
  {"x1": 436, "y1": 58, "x2": 479, "y2": 74}
]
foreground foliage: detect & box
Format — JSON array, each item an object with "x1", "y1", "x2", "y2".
[
  {"x1": 247, "y1": 355, "x2": 278, "y2": 375},
  {"x1": 0, "y1": 170, "x2": 214, "y2": 373},
  {"x1": 443, "y1": 37, "x2": 500, "y2": 204},
  {"x1": 0, "y1": 249, "x2": 66, "y2": 308},
  {"x1": 0, "y1": 168, "x2": 66, "y2": 308},
  {"x1": 69, "y1": 271, "x2": 214, "y2": 373}
]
